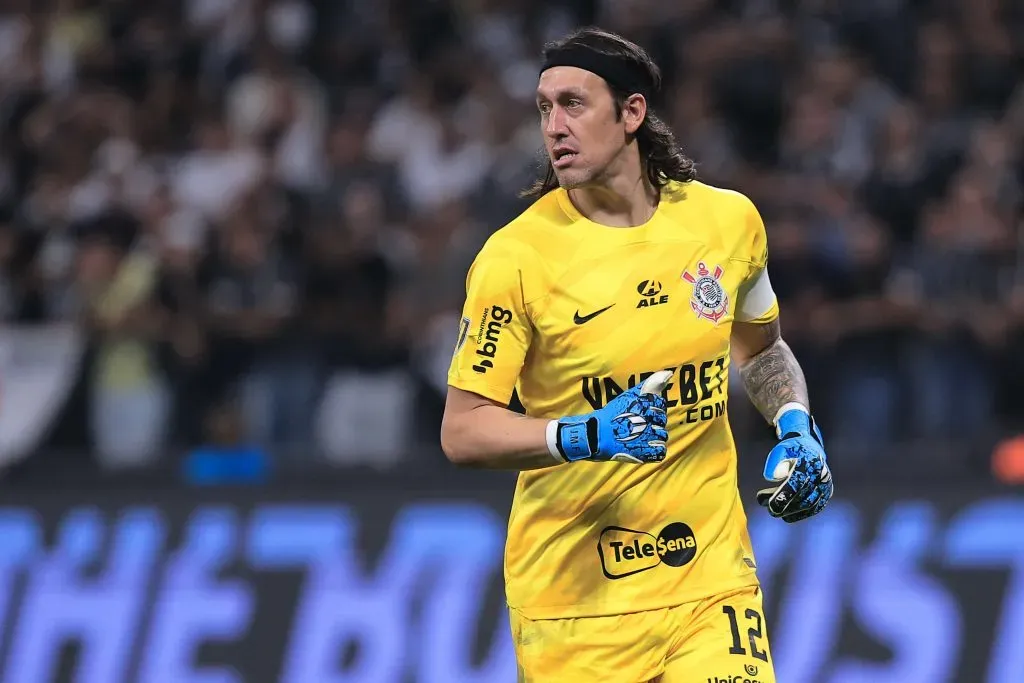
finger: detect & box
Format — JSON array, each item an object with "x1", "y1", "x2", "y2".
[
  {"x1": 766, "y1": 459, "x2": 794, "y2": 485},
  {"x1": 771, "y1": 455, "x2": 829, "y2": 517},
  {"x1": 757, "y1": 451, "x2": 796, "y2": 512},
  {"x1": 759, "y1": 460, "x2": 830, "y2": 516},
  {"x1": 762, "y1": 442, "x2": 794, "y2": 481},
  {"x1": 644, "y1": 445, "x2": 666, "y2": 462},
  {"x1": 767, "y1": 474, "x2": 813, "y2": 517},
  {"x1": 811, "y1": 485, "x2": 833, "y2": 514},
  {"x1": 646, "y1": 433, "x2": 666, "y2": 449},
  {"x1": 651, "y1": 426, "x2": 668, "y2": 443},
  {"x1": 756, "y1": 486, "x2": 775, "y2": 508},
  {"x1": 643, "y1": 437, "x2": 667, "y2": 462},
  {"x1": 609, "y1": 452, "x2": 644, "y2": 464},
  {"x1": 822, "y1": 475, "x2": 834, "y2": 501},
  {"x1": 645, "y1": 406, "x2": 667, "y2": 427},
  {"x1": 758, "y1": 482, "x2": 796, "y2": 514},
  {"x1": 638, "y1": 369, "x2": 673, "y2": 395},
  {"x1": 781, "y1": 484, "x2": 832, "y2": 523},
  {"x1": 782, "y1": 501, "x2": 819, "y2": 523},
  {"x1": 805, "y1": 479, "x2": 834, "y2": 517},
  {"x1": 780, "y1": 507, "x2": 813, "y2": 523},
  {"x1": 767, "y1": 487, "x2": 797, "y2": 517},
  {"x1": 786, "y1": 481, "x2": 824, "y2": 514}
]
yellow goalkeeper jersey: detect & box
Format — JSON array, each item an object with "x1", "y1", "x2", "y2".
[{"x1": 447, "y1": 180, "x2": 780, "y2": 619}]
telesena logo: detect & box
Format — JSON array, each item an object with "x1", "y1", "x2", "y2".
[
  {"x1": 472, "y1": 305, "x2": 512, "y2": 374},
  {"x1": 597, "y1": 522, "x2": 697, "y2": 579}
]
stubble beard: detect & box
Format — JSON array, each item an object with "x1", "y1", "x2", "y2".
[{"x1": 555, "y1": 163, "x2": 605, "y2": 191}]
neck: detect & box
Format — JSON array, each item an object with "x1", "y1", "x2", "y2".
[{"x1": 567, "y1": 153, "x2": 658, "y2": 227}]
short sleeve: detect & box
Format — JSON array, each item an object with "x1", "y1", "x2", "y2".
[
  {"x1": 745, "y1": 194, "x2": 769, "y2": 271},
  {"x1": 734, "y1": 197, "x2": 779, "y2": 323},
  {"x1": 447, "y1": 239, "x2": 533, "y2": 405}
]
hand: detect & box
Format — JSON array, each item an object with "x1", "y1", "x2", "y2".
[
  {"x1": 550, "y1": 370, "x2": 671, "y2": 464},
  {"x1": 756, "y1": 408, "x2": 833, "y2": 523}
]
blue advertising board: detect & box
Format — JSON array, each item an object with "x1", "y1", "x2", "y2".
[{"x1": 0, "y1": 484, "x2": 1019, "y2": 683}]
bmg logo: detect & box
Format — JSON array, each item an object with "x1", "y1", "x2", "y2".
[
  {"x1": 472, "y1": 305, "x2": 512, "y2": 373},
  {"x1": 597, "y1": 522, "x2": 697, "y2": 579}
]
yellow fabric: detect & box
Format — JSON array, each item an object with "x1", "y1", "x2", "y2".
[
  {"x1": 93, "y1": 252, "x2": 159, "y2": 390},
  {"x1": 510, "y1": 585, "x2": 776, "y2": 682},
  {"x1": 448, "y1": 180, "x2": 779, "y2": 619}
]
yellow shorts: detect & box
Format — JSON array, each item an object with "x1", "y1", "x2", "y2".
[{"x1": 510, "y1": 585, "x2": 775, "y2": 683}]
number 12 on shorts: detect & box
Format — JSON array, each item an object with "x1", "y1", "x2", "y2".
[{"x1": 722, "y1": 605, "x2": 769, "y2": 662}]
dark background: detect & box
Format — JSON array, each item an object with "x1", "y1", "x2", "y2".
[{"x1": 1, "y1": 0, "x2": 1024, "y2": 479}]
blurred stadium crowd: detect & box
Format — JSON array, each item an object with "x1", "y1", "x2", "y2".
[{"x1": 1, "y1": 0, "x2": 1023, "y2": 478}]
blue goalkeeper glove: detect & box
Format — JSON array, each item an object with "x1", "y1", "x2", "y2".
[
  {"x1": 547, "y1": 370, "x2": 671, "y2": 464},
  {"x1": 756, "y1": 406, "x2": 833, "y2": 523}
]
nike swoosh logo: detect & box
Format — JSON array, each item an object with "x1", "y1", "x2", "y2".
[{"x1": 574, "y1": 304, "x2": 615, "y2": 325}]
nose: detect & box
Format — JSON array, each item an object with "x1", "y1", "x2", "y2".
[{"x1": 544, "y1": 105, "x2": 568, "y2": 138}]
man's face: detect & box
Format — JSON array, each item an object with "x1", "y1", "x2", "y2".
[{"x1": 536, "y1": 66, "x2": 629, "y2": 189}]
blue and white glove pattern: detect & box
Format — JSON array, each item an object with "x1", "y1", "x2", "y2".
[
  {"x1": 548, "y1": 370, "x2": 671, "y2": 464},
  {"x1": 756, "y1": 407, "x2": 833, "y2": 523}
]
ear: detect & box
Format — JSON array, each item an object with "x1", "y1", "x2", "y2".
[{"x1": 621, "y1": 93, "x2": 647, "y2": 135}]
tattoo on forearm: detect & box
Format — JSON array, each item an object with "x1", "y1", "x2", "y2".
[{"x1": 738, "y1": 330, "x2": 810, "y2": 423}]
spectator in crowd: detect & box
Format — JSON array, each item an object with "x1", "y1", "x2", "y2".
[
  {"x1": 182, "y1": 395, "x2": 271, "y2": 485},
  {"x1": 2, "y1": 0, "x2": 1024, "y2": 479}
]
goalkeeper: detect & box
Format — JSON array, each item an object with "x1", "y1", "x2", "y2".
[{"x1": 441, "y1": 26, "x2": 832, "y2": 683}]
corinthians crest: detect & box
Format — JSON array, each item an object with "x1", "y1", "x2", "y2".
[{"x1": 682, "y1": 261, "x2": 729, "y2": 323}]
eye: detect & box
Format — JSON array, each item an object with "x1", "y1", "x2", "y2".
[
  {"x1": 567, "y1": 98, "x2": 582, "y2": 109},
  {"x1": 538, "y1": 102, "x2": 551, "y2": 115}
]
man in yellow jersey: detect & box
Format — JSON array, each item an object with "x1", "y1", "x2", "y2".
[{"x1": 441, "y1": 26, "x2": 833, "y2": 683}]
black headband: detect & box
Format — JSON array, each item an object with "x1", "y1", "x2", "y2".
[{"x1": 540, "y1": 47, "x2": 655, "y2": 99}]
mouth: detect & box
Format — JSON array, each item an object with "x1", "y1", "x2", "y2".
[{"x1": 552, "y1": 147, "x2": 578, "y2": 169}]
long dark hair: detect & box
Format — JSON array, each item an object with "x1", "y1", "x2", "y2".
[{"x1": 521, "y1": 27, "x2": 697, "y2": 199}]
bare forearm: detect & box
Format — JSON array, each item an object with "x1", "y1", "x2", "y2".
[
  {"x1": 441, "y1": 405, "x2": 560, "y2": 471},
  {"x1": 737, "y1": 335, "x2": 810, "y2": 424}
]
